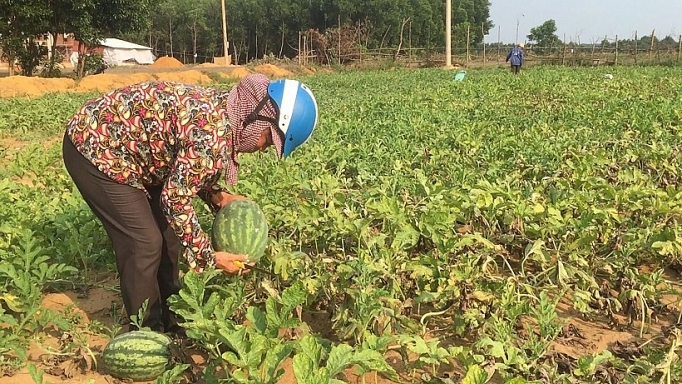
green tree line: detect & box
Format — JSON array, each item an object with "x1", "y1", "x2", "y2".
[
  {"x1": 127, "y1": 0, "x2": 493, "y2": 64},
  {"x1": 0, "y1": 0, "x2": 493, "y2": 67}
]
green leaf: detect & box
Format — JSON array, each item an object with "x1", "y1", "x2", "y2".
[
  {"x1": 352, "y1": 349, "x2": 399, "y2": 381},
  {"x1": 505, "y1": 377, "x2": 531, "y2": 384},
  {"x1": 476, "y1": 337, "x2": 507, "y2": 359},
  {"x1": 260, "y1": 343, "x2": 293, "y2": 382},
  {"x1": 281, "y1": 280, "x2": 307, "y2": 312},
  {"x1": 155, "y1": 364, "x2": 190, "y2": 384},
  {"x1": 296, "y1": 335, "x2": 323, "y2": 365},
  {"x1": 219, "y1": 326, "x2": 249, "y2": 365},
  {"x1": 325, "y1": 343, "x2": 353, "y2": 377},
  {"x1": 246, "y1": 306, "x2": 267, "y2": 335},
  {"x1": 292, "y1": 353, "x2": 315, "y2": 384},
  {"x1": 461, "y1": 364, "x2": 488, "y2": 384}
]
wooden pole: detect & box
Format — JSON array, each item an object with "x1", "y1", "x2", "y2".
[
  {"x1": 614, "y1": 35, "x2": 618, "y2": 65},
  {"x1": 481, "y1": 22, "x2": 486, "y2": 66},
  {"x1": 338, "y1": 14, "x2": 341, "y2": 65},
  {"x1": 445, "y1": 0, "x2": 452, "y2": 67},
  {"x1": 220, "y1": 0, "x2": 229, "y2": 63},
  {"x1": 497, "y1": 25, "x2": 500, "y2": 64},
  {"x1": 678, "y1": 35, "x2": 681, "y2": 63},
  {"x1": 409, "y1": 19, "x2": 412, "y2": 61},
  {"x1": 303, "y1": 33, "x2": 307, "y2": 65},
  {"x1": 649, "y1": 29, "x2": 655, "y2": 62},
  {"x1": 466, "y1": 24, "x2": 470, "y2": 64},
  {"x1": 634, "y1": 31, "x2": 638, "y2": 64},
  {"x1": 562, "y1": 33, "x2": 566, "y2": 65}
]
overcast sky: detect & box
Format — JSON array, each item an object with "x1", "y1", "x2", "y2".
[{"x1": 484, "y1": 0, "x2": 682, "y2": 44}]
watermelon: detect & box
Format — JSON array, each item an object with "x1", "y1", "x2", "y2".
[
  {"x1": 101, "y1": 330, "x2": 171, "y2": 381},
  {"x1": 211, "y1": 199, "x2": 269, "y2": 263}
]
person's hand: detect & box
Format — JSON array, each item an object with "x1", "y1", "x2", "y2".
[
  {"x1": 211, "y1": 191, "x2": 248, "y2": 208},
  {"x1": 214, "y1": 251, "x2": 251, "y2": 275}
]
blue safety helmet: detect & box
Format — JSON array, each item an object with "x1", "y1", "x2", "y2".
[{"x1": 267, "y1": 79, "x2": 319, "y2": 158}]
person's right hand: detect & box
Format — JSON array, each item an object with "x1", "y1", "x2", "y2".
[
  {"x1": 214, "y1": 251, "x2": 250, "y2": 275},
  {"x1": 211, "y1": 191, "x2": 248, "y2": 209}
]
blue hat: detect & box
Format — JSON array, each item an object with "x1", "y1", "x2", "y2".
[{"x1": 267, "y1": 79, "x2": 319, "y2": 158}]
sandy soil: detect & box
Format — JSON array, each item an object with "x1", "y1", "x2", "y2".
[{"x1": 0, "y1": 59, "x2": 313, "y2": 98}]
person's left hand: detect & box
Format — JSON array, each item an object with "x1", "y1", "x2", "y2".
[
  {"x1": 211, "y1": 191, "x2": 248, "y2": 208},
  {"x1": 214, "y1": 251, "x2": 252, "y2": 275}
]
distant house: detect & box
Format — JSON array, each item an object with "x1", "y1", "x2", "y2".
[
  {"x1": 72, "y1": 38, "x2": 156, "y2": 66},
  {"x1": 34, "y1": 33, "x2": 76, "y2": 60}
]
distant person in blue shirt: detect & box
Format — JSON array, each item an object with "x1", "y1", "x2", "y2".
[{"x1": 506, "y1": 43, "x2": 525, "y2": 74}]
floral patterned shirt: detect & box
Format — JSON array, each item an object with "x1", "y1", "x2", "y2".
[{"x1": 66, "y1": 81, "x2": 232, "y2": 270}]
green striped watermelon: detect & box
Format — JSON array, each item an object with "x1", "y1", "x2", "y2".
[
  {"x1": 211, "y1": 199, "x2": 269, "y2": 263},
  {"x1": 101, "y1": 330, "x2": 171, "y2": 381}
]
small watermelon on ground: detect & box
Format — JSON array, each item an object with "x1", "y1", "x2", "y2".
[
  {"x1": 101, "y1": 330, "x2": 172, "y2": 381},
  {"x1": 211, "y1": 199, "x2": 269, "y2": 263}
]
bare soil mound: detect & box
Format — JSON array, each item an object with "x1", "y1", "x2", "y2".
[
  {"x1": 153, "y1": 70, "x2": 212, "y2": 84},
  {"x1": 74, "y1": 73, "x2": 155, "y2": 93},
  {"x1": 0, "y1": 77, "x2": 75, "y2": 98},
  {"x1": 149, "y1": 56, "x2": 184, "y2": 68},
  {"x1": 220, "y1": 67, "x2": 253, "y2": 80},
  {"x1": 253, "y1": 64, "x2": 293, "y2": 78},
  {"x1": 0, "y1": 63, "x2": 318, "y2": 98},
  {"x1": 196, "y1": 62, "x2": 220, "y2": 68}
]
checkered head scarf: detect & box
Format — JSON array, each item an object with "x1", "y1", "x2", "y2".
[{"x1": 224, "y1": 74, "x2": 283, "y2": 184}]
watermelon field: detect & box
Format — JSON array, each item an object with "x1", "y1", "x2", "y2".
[{"x1": 1, "y1": 65, "x2": 682, "y2": 384}]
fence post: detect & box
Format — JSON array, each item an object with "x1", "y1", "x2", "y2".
[
  {"x1": 409, "y1": 19, "x2": 412, "y2": 62},
  {"x1": 338, "y1": 15, "x2": 341, "y2": 65},
  {"x1": 497, "y1": 25, "x2": 501, "y2": 65},
  {"x1": 649, "y1": 29, "x2": 655, "y2": 62},
  {"x1": 634, "y1": 31, "x2": 638, "y2": 64},
  {"x1": 304, "y1": 33, "x2": 308, "y2": 65},
  {"x1": 678, "y1": 35, "x2": 681, "y2": 63},
  {"x1": 615, "y1": 35, "x2": 618, "y2": 65},
  {"x1": 481, "y1": 22, "x2": 485, "y2": 67},
  {"x1": 466, "y1": 24, "x2": 470, "y2": 65}
]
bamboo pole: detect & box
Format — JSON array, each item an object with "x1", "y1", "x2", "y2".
[
  {"x1": 445, "y1": 0, "x2": 452, "y2": 67},
  {"x1": 220, "y1": 0, "x2": 229, "y2": 63},
  {"x1": 466, "y1": 24, "x2": 470, "y2": 65},
  {"x1": 634, "y1": 31, "x2": 638, "y2": 64},
  {"x1": 481, "y1": 22, "x2": 486, "y2": 67},
  {"x1": 649, "y1": 29, "x2": 655, "y2": 62},
  {"x1": 409, "y1": 19, "x2": 412, "y2": 61},
  {"x1": 497, "y1": 25, "x2": 500, "y2": 64},
  {"x1": 338, "y1": 15, "x2": 341, "y2": 65}
]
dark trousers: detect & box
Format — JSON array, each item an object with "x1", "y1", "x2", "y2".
[
  {"x1": 62, "y1": 134, "x2": 181, "y2": 332},
  {"x1": 511, "y1": 65, "x2": 521, "y2": 74}
]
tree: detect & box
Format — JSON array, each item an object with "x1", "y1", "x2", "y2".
[
  {"x1": 0, "y1": 0, "x2": 50, "y2": 75},
  {"x1": 451, "y1": 0, "x2": 493, "y2": 46},
  {"x1": 40, "y1": 0, "x2": 155, "y2": 77},
  {"x1": 527, "y1": 19, "x2": 561, "y2": 53},
  {"x1": 74, "y1": 0, "x2": 155, "y2": 77},
  {"x1": 1, "y1": 0, "x2": 495, "y2": 70}
]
